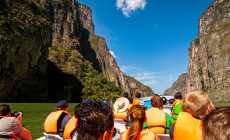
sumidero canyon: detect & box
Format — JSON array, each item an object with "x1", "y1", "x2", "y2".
[{"x1": 0, "y1": 0, "x2": 229, "y2": 140}]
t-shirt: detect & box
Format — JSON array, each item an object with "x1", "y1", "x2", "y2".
[
  {"x1": 58, "y1": 114, "x2": 71, "y2": 137},
  {"x1": 0, "y1": 117, "x2": 25, "y2": 137}
]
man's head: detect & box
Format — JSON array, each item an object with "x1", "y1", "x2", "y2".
[
  {"x1": 169, "y1": 99, "x2": 175, "y2": 106},
  {"x1": 135, "y1": 92, "x2": 141, "y2": 99},
  {"x1": 203, "y1": 107, "x2": 230, "y2": 140},
  {"x1": 56, "y1": 100, "x2": 68, "y2": 111},
  {"x1": 124, "y1": 92, "x2": 129, "y2": 98},
  {"x1": 128, "y1": 97, "x2": 133, "y2": 104},
  {"x1": 182, "y1": 91, "x2": 214, "y2": 119},
  {"x1": 174, "y1": 92, "x2": 182, "y2": 100},
  {"x1": 161, "y1": 97, "x2": 167, "y2": 105},
  {"x1": 0, "y1": 104, "x2": 10, "y2": 116},
  {"x1": 76, "y1": 102, "x2": 114, "y2": 140},
  {"x1": 151, "y1": 94, "x2": 163, "y2": 109}
]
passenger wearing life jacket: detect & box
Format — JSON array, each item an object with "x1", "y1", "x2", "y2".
[
  {"x1": 120, "y1": 105, "x2": 159, "y2": 140},
  {"x1": 114, "y1": 97, "x2": 129, "y2": 126},
  {"x1": 75, "y1": 102, "x2": 115, "y2": 140},
  {"x1": 44, "y1": 100, "x2": 71, "y2": 137},
  {"x1": 170, "y1": 91, "x2": 215, "y2": 140},
  {"x1": 171, "y1": 92, "x2": 183, "y2": 123},
  {"x1": 133, "y1": 92, "x2": 147, "y2": 110},
  {"x1": 145, "y1": 94, "x2": 173, "y2": 134},
  {"x1": 203, "y1": 107, "x2": 230, "y2": 140},
  {"x1": 0, "y1": 104, "x2": 32, "y2": 140}
]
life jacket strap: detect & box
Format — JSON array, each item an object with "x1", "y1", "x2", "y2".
[
  {"x1": 0, "y1": 135, "x2": 17, "y2": 140},
  {"x1": 144, "y1": 125, "x2": 169, "y2": 134},
  {"x1": 45, "y1": 132, "x2": 59, "y2": 135}
]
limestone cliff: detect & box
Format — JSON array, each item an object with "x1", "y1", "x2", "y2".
[
  {"x1": 164, "y1": 73, "x2": 187, "y2": 96},
  {"x1": 42, "y1": 0, "x2": 154, "y2": 97},
  {"x1": 0, "y1": 0, "x2": 154, "y2": 101},
  {"x1": 186, "y1": 0, "x2": 230, "y2": 102},
  {"x1": 0, "y1": 0, "x2": 52, "y2": 101},
  {"x1": 164, "y1": 0, "x2": 230, "y2": 102}
]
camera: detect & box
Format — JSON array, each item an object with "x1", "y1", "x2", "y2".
[{"x1": 11, "y1": 111, "x2": 23, "y2": 117}]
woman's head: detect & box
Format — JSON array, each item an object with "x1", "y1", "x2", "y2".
[
  {"x1": 128, "y1": 105, "x2": 146, "y2": 140},
  {"x1": 151, "y1": 94, "x2": 163, "y2": 109}
]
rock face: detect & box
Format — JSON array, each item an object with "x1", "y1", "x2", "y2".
[
  {"x1": 164, "y1": 73, "x2": 187, "y2": 96},
  {"x1": 164, "y1": 0, "x2": 230, "y2": 102},
  {"x1": 0, "y1": 0, "x2": 154, "y2": 101},
  {"x1": 0, "y1": 0, "x2": 52, "y2": 101},
  {"x1": 186, "y1": 0, "x2": 230, "y2": 102},
  {"x1": 42, "y1": 0, "x2": 154, "y2": 98}
]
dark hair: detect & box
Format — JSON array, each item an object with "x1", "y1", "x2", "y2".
[
  {"x1": 128, "y1": 105, "x2": 146, "y2": 140},
  {"x1": 0, "y1": 104, "x2": 11, "y2": 116},
  {"x1": 203, "y1": 107, "x2": 230, "y2": 140},
  {"x1": 124, "y1": 92, "x2": 129, "y2": 98},
  {"x1": 161, "y1": 97, "x2": 167, "y2": 105},
  {"x1": 128, "y1": 97, "x2": 133, "y2": 104},
  {"x1": 174, "y1": 92, "x2": 182, "y2": 100},
  {"x1": 76, "y1": 102, "x2": 114, "y2": 140},
  {"x1": 135, "y1": 92, "x2": 141, "y2": 98},
  {"x1": 169, "y1": 99, "x2": 175, "y2": 104},
  {"x1": 151, "y1": 94, "x2": 163, "y2": 109}
]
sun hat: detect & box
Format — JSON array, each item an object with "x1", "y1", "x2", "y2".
[
  {"x1": 114, "y1": 97, "x2": 129, "y2": 113},
  {"x1": 102, "y1": 100, "x2": 111, "y2": 104},
  {"x1": 56, "y1": 100, "x2": 68, "y2": 109}
]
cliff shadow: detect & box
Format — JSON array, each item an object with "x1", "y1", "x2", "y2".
[
  {"x1": 79, "y1": 28, "x2": 102, "y2": 73},
  {"x1": 46, "y1": 60, "x2": 83, "y2": 103}
]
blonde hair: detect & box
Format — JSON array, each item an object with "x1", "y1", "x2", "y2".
[
  {"x1": 128, "y1": 105, "x2": 145, "y2": 140},
  {"x1": 182, "y1": 91, "x2": 213, "y2": 119}
]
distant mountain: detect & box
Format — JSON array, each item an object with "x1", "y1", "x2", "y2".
[
  {"x1": 164, "y1": 0, "x2": 230, "y2": 102},
  {"x1": 0, "y1": 0, "x2": 154, "y2": 102}
]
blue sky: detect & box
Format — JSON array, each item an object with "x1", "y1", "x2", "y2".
[{"x1": 78, "y1": 0, "x2": 213, "y2": 95}]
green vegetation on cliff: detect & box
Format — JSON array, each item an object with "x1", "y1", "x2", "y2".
[{"x1": 49, "y1": 43, "x2": 122, "y2": 102}]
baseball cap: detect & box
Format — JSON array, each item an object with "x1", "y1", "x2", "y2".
[
  {"x1": 56, "y1": 100, "x2": 68, "y2": 108},
  {"x1": 84, "y1": 98, "x2": 93, "y2": 104}
]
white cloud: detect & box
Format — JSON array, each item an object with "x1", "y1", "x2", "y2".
[
  {"x1": 116, "y1": 0, "x2": 147, "y2": 17},
  {"x1": 120, "y1": 65, "x2": 141, "y2": 73},
  {"x1": 109, "y1": 51, "x2": 116, "y2": 58}
]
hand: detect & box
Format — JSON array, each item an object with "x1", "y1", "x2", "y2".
[{"x1": 17, "y1": 112, "x2": 23, "y2": 122}]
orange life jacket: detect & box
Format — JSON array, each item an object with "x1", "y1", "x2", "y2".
[
  {"x1": 121, "y1": 129, "x2": 156, "y2": 140},
  {"x1": 44, "y1": 110, "x2": 71, "y2": 134},
  {"x1": 174, "y1": 112, "x2": 202, "y2": 140},
  {"x1": 127, "y1": 104, "x2": 133, "y2": 111},
  {"x1": 63, "y1": 116, "x2": 78, "y2": 139},
  {"x1": 172, "y1": 99, "x2": 182, "y2": 106},
  {"x1": 114, "y1": 110, "x2": 128, "y2": 125},
  {"x1": 145, "y1": 107, "x2": 166, "y2": 134},
  {"x1": 133, "y1": 99, "x2": 140, "y2": 105}
]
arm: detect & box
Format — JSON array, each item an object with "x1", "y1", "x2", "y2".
[{"x1": 12, "y1": 118, "x2": 32, "y2": 140}]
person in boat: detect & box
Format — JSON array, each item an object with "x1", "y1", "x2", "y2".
[
  {"x1": 120, "y1": 105, "x2": 160, "y2": 140},
  {"x1": 44, "y1": 100, "x2": 71, "y2": 137},
  {"x1": 0, "y1": 104, "x2": 32, "y2": 140},
  {"x1": 170, "y1": 91, "x2": 215, "y2": 140},
  {"x1": 203, "y1": 106, "x2": 230, "y2": 140},
  {"x1": 169, "y1": 99, "x2": 175, "y2": 106},
  {"x1": 171, "y1": 92, "x2": 183, "y2": 123},
  {"x1": 161, "y1": 97, "x2": 169, "y2": 106},
  {"x1": 75, "y1": 102, "x2": 115, "y2": 140},
  {"x1": 133, "y1": 92, "x2": 147, "y2": 110},
  {"x1": 124, "y1": 92, "x2": 129, "y2": 99},
  {"x1": 145, "y1": 94, "x2": 173, "y2": 134},
  {"x1": 114, "y1": 97, "x2": 129, "y2": 127}
]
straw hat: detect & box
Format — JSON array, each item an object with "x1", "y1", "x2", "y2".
[{"x1": 114, "y1": 97, "x2": 129, "y2": 113}]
